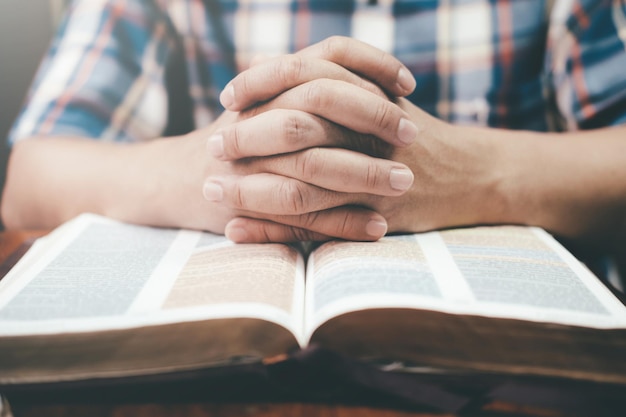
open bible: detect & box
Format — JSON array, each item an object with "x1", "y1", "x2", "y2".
[{"x1": 0, "y1": 213, "x2": 625, "y2": 390}]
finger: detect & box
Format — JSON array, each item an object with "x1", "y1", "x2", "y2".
[
  {"x1": 220, "y1": 54, "x2": 386, "y2": 111},
  {"x1": 247, "y1": 147, "x2": 414, "y2": 196},
  {"x1": 208, "y1": 110, "x2": 335, "y2": 160},
  {"x1": 225, "y1": 207, "x2": 388, "y2": 243},
  {"x1": 297, "y1": 36, "x2": 416, "y2": 96},
  {"x1": 249, "y1": 79, "x2": 418, "y2": 147},
  {"x1": 202, "y1": 173, "x2": 353, "y2": 215},
  {"x1": 208, "y1": 109, "x2": 382, "y2": 161},
  {"x1": 225, "y1": 219, "x2": 332, "y2": 243}
]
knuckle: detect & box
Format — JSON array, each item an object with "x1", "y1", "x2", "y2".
[
  {"x1": 275, "y1": 55, "x2": 305, "y2": 86},
  {"x1": 337, "y1": 213, "x2": 356, "y2": 238},
  {"x1": 372, "y1": 102, "x2": 395, "y2": 132},
  {"x1": 296, "y1": 148, "x2": 323, "y2": 182},
  {"x1": 365, "y1": 162, "x2": 384, "y2": 190},
  {"x1": 229, "y1": 126, "x2": 244, "y2": 157},
  {"x1": 278, "y1": 181, "x2": 309, "y2": 214},
  {"x1": 257, "y1": 225, "x2": 273, "y2": 243},
  {"x1": 232, "y1": 183, "x2": 247, "y2": 209},
  {"x1": 303, "y1": 80, "x2": 329, "y2": 110},
  {"x1": 301, "y1": 211, "x2": 321, "y2": 229},
  {"x1": 322, "y1": 36, "x2": 349, "y2": 60},
  {"x1": 281, "y1": 112, "x2": 307, "y2": 146}
]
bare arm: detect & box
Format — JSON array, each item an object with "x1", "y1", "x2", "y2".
[
  {"x1": 475, "y1": 123, "x2": 626, "y2": 249},
  {"x1": 1, "y1": 132, "x2": 214, "y2": 231},
  {"x1": 384, "y1": 101, "x2": 626, "y2": 252}
]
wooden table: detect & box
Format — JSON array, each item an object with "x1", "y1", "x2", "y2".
[{"x1": 0, "y1": 230, "x2": 600, "y2": 417}]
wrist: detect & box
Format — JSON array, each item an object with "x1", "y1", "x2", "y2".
[
  {"x1": 463, "y1": 126, "x2": 558, "y2": 230},
  {"x1": 118, "y1": 134, "x2": 213, "y2": 231},
  {"x1": 445, "y1": 124, "x2": 518, "y2": 227},
  {"x1": 478, "y1": 128, "x2": 626, "y2": 249}
]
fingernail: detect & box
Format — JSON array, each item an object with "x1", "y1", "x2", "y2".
[
  {"x1": 397, "y1": 118, "x2": 418, "y2": 145},
  {"x1": 366, "y1": 219, "x2": 387, "y2": 237},
  {"x1": 389, "y1": 168, "x2": 414, "y2": 191},
  {"x1": 207, "y1": 133, "x2": 225, "y2": 159},
  {"x1": 202, "y1": 181, "x2": 223, "y2": 202},
  {"x1": 226, "y1": 226, "x2": 248, "y2": 242},
  {"x1": 220, "y1": 84, "x2": 235, "y2": 109},
  {"x1": 396, "y1": 67, "x2": 416, "y2": 92}
]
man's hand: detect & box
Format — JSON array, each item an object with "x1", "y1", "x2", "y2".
[
  {"x1": 218, "y1": 98, "x2": 505, "y2": 243},
  {"x1": 222, "y1": 36, "x2": 416, "y2": 112},
  {"x1": 197, "y1": 37, "x2": 423, "y2": 242},
  {"x1": 196, "y1": 110, "x2": 413, "y2": 241},
  {"x1": 208, "y1": 37, "x2": 426, "y2": 242}
]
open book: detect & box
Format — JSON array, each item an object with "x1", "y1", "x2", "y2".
[{"x1": 0, "y1": 213, "x2": 625, "y2": 387}]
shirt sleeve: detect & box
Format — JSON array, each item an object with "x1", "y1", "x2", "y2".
[
  {"x1": 8, "y1": 0, "x2": 179, "y2": 144},
  {"x1": 546, "y1": 0, "x2": 626, "y2": 130}
]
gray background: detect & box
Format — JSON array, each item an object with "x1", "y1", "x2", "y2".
[{"x1": 0, "y1": 0, "x2": 62, "y2": 216}]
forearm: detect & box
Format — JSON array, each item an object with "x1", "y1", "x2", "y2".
[
  {"x1": 479, "y1": 125, "x2": 626, "y2": 249},
  {"x1": 1, "y1": 136, "x2": 207, "y2": 230}
]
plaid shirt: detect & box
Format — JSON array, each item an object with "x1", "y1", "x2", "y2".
[{"x1": 8, "y1": 0, "x2": 626, "y2": 144}]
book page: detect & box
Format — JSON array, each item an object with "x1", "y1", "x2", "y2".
[
  {"x1": 304, "y1": 235, "x2": 446, "y2": 339},
  {"x1": 0, "y1": 214, "x2": 305, "y2": 341},
  {"x1": 154, "y1": 240, "x2": 305, "y2": 343},
  {"x1": 435, "y1": 227, "x2": 626, "y2": 326},
  {"x1": 0, "y1": 215, "x2": 181, "y2": 322},
  {"x1": 304, "y1": 227, "x2": 626, "y2": 342}
]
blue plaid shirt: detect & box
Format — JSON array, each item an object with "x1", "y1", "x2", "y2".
[{"x1": 8, "y1": 0, "x2": 626, "y2": 143}]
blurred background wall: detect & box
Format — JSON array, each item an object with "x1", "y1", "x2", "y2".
[{"x1": 0, "y1": 0, "x2": 65, "y2": 220}]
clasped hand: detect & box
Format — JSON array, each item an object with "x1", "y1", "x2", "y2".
[{"x1": 195, "y1": 37, "x2": 497, "y2": 242}]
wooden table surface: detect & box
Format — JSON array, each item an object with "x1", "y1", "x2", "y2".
[{"x1": 0, "y1": 229, "x2": 590, "y2": 417}]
